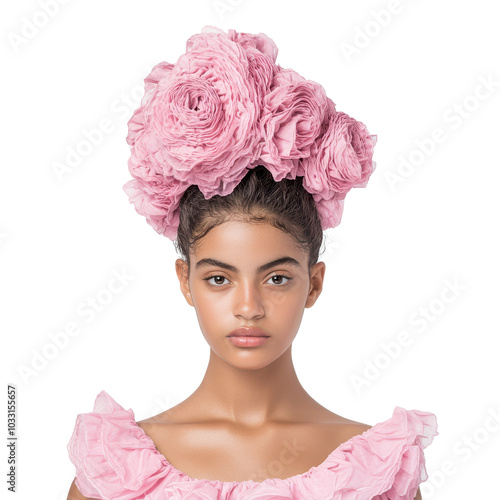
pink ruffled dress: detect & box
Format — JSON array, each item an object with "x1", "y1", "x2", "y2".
[{"x1": 67, "y1": 390, "x2": 438, "y2": 499}]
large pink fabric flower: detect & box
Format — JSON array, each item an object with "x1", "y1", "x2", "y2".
[
  {"x1": 123, "y1": 26, "x2": 377, "y2": 240},
  {"x1": 142, "y1": 32, "x2": 261, "y2": 196},
  {"x1": 300, "y1": 111, "x2": 377, "y2": 197},
  {"x1": 194, "y1": 26, "x2": 280, "y2": 161},
  {"x1": 124, "y1": 127, "x2": 191, "y2": 240},
  {"x1": 257, "y1": 67, "x2": 336, "y2": 182},
  {"x1": 224, "y1": 27, "x2": 280, "y2": 110},
  {"x1": 299, "y1": 111, "x2": 377, "y2": 229}
]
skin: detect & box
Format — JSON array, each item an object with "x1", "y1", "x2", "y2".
[
  {"x1": 67, "y1": 217, "x2": 422, "y2": 498},
  {"x1": 175, "y1": 217, "x2": 327, "y2": 427}
]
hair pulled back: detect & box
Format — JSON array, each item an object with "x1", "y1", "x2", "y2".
[{"x1": 173, "y1": 165, "x2": 324, "y2": 274}]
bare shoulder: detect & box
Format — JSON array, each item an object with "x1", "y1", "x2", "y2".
[
  {"x1": 309, "y1": 403, "x2": 371, "y2": 428},
  {"x1": 135, "y1": 416, "x2": 162, "y2": 437},
  {"x1": 136, "y1": 407, "x2": 180, "y2": 434},
  {"x1": 67, "y1": 477, "x2": 98, "y2": 500},
  {"x1": 337, "y1": 416, "x2": 373, "y2": 437},
  {"x1": 302, "y1": 404, "x2": 372, "y2": 450},
  {"x1": 136, "y1": 399, "x2": 187, "y2": 426},
  {"x1": 135, "y1": 407, "x2": 186, "y2": 458},
  {"x1": 318, "y1": 409, "x2": 373, "y2": 447},
  {"x1": 344, "y1": 421, "x2": 373, "y2": 436}
]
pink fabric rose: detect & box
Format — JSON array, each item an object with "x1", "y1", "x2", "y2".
[
  {"x1": 126, "y1": 61, "x2": 174, "y2": 149},
  {"x1": 225, "y1": 27, "x2": 280, "y2": 110},
  {"x1": 255, "y1": 68, "x2": 336, "y2": 182},
  {"x1": 188, "y1": 26, "x2": 279, "y2": 140},
  {"x1": 300, "y1": 111, "x2": 377, "y2": 229},
  {"x1": 312, "y1": 190, "x2": 348, "y2": 234},
  {"x1": 124, "y1": 133, "x2": 191, "y2": 240},
  {"x1": 301, "y1": 111, "x2": 377, "y2": 196},
  {"x1": 152, "y1": 30, "x2": 261, "y2": 194},
  {"x1": 126, "y1": 28, "x2": 263, "y2": 198},
  {"x1": 195, "y1": 26, "x2": 278, "y2": 62}
]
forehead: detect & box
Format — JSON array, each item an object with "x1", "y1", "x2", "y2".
[{"x1": 191, "y1": 220, "x2": 306, "y2": 263}]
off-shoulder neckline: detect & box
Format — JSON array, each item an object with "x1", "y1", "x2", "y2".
[
  {"x1": 132, "y1": 417, "x2": 380, "y2": 485},
  {"x1": 69, "y1": 392, "x2": 438, "y2": 497}
]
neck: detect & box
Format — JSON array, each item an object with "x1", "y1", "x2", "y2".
[{"x1": 184, "y1": 346, "x2": 316, "y2": 428}]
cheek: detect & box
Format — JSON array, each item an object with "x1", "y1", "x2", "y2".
[
  {"x1": 245, "y1": 290, "x2": 307, "y2": 328},
  {"x1": 192, "y1": 287, "x2": 230, "y2": 327}
]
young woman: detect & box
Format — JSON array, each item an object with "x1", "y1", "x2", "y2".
[{"x1": 67, "y1": 26, "x2": 437, "y2": 500}]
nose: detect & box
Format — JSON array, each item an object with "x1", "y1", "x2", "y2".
[{"x1": 233, "y1": 279, "x2": 265, "y2": 320}]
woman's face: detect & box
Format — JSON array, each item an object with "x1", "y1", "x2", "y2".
[{"x1": 175, "y1": 219, "x2": 326, "y2": 369}]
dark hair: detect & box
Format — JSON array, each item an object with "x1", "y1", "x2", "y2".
[{"x1": 173, "y1": 165, "x2": 324, "y2": 275}]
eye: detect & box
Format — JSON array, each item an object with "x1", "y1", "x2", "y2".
[
  {"x1": 203, "y1": 275, "x2": 230, "y2": 287},
  {"x1": 266, "y1": 274, "x2": 293, "y2": 286}
]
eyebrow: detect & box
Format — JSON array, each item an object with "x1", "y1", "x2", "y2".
[{"x1": 195, "y1": 256, "x2": 301, "y2": 274}]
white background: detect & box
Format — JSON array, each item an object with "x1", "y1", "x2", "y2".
[{"x1": 2, "y1": 0, "x2": 499, "y2": 498}]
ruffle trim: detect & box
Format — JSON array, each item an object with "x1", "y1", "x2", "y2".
[{"x1": 67, "y1": 390, "x2": 438, "y2": 499}]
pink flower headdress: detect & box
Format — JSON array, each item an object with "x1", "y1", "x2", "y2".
[{"x1": 124, "y1": 25, "x2": 377, "y2": 241}]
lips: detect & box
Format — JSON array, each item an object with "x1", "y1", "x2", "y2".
[{"x1": 228, "y1": 327, "x2": 270, "y2": 337}]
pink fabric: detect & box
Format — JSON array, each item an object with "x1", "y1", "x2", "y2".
[
  {"x1": 123, "y1": 26, "x2": 378, "y2": 241},
  {"x1": 67, "y1": 391, "x2": 438, "y2": 499}
]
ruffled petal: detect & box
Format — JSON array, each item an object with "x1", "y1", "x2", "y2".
[
  {"x1": 67, "y1": 390, "x2": 171, "y2": 500},
  {"x1": 317, "y1": 406, "x2": 439, "y2": 499}
]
